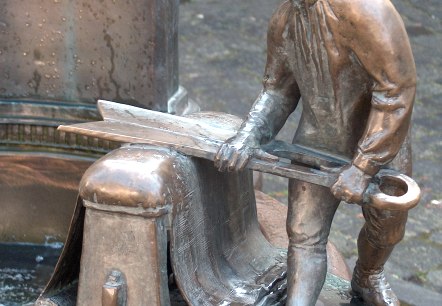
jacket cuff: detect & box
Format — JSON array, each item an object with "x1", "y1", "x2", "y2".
[{"x1": 352, "y1": 151, "x2": 381, "y2": 176}]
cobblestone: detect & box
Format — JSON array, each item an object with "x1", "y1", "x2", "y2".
[
  {"x1": 427, "y1": 270, "x2": 442, "y2": 292},
  {"x1": 430, "y1": 231, "x2": 442, "y2": 245},
  {"x1": 178, "y1": 0, "x2": 442, "y2": 299}
]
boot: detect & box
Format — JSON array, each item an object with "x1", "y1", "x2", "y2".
[
  {"x1": 351, "y1": 262, "x2": 399, "y2": 306},
  {"x1": 352, "y1": 225, "x2": 401, "y2": 306}
]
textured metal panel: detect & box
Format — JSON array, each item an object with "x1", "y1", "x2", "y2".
[
  {"x1": 0, "y1": 0, "x2": 179, "y2": 110},
  {"x1": 0, "y1": 153, "x2": 92, "y2": 243},
  {"x1": 171, "y1": 158, "x2": 287, "y2": 305}
]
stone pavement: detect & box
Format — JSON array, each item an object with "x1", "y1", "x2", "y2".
[{"x1": 178, "y1": 0, "x2": 442, "y2": 304}]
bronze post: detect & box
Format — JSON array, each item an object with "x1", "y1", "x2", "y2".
[{"x1": 74, "y1": 145, "x2": 180, "y2": 306}]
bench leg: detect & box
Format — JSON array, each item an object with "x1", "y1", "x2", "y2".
[{"x1": 77, "y1": 203, "x2": 169, "y2": 306}]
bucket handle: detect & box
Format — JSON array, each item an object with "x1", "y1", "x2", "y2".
[{"x1": 364, "y1": 169, "x2": 421, "y2": 211}]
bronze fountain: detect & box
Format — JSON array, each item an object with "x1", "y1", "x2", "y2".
[{"x1": 0, "y1": 1, "x2": 420, "y2": 305}]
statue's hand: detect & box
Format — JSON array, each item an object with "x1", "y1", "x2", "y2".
[
  {"x1": 214, "y1": 134, "x2": 277, "y2": 172},
  {"x1": 331, "y1": 164, "x2": 372, "y2": 204}
]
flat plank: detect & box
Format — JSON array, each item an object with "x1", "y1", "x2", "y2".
[
  {"x1": 59, "y1": 120, "x2": 336, "y2": 187},
  {"x1": 97, "y1": 100, "x2": 236, "y2": 142}
]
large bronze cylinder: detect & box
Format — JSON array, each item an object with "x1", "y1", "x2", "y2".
[{"x1": 0, "y1": 0, "x2": 181, "y2": 243}]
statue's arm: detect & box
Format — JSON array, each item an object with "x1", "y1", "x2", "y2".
[
  {"x1": 215, "y1": 2, "x2": 300, "y2": 172},
  {"x1": 345, "y1": 0, "x2": 416, "y2": 176},
  {"x1": 331, "y1": 0, "x2": 416, "y2": 203}
]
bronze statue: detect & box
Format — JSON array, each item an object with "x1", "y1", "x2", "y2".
[
  {"x1": 33, "y1": 0, "x2": 419, "y2": 304},
  {"x1": 215, "y1": 0, "x2": 417, "y2": 305}
]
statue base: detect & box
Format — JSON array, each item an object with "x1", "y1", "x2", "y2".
[{"x1": 34, "y1": 144, "x2": 354, "y2": 306}]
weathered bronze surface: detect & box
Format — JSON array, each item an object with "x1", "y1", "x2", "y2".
[
  {"x1": 59, "y1": 100, "x2": 420, "y2": 212},
  {"x1": 255, "y1": 190, "x2": 351, "y2": 281},
  {"x1": 0, "y1": 0, "x2": 180, "y2": 111},
  {"x1": 55, "y1": 101, "x2": 417, "y2": 305},
  {"x1": 0, "y1": 1, "x2": 192, "y2": 303},
  {"x1": 0, "y1": 154, "x2": 92, "y2": 243},
  {"x1": 37, "y1": 141, "x2": 351, "y2": 306},
  {"x1": 214, "y1": 0, "x2": 418, "y2": 305},
  {"x1": 0, "y1": 0, "x2": 192, "y2": 246},
  {"x1": 0, "y1": 99, "x2": 111, "y2": 244},
  {"x1": 1, "y1": 0, "x2": 420, "y2": 305}
]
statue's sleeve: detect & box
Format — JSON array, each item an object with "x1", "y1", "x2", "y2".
[
  {"x1": 338, "y1": 0, "x2": 417, "y2": 176},
  {"x1": 240, "y1": 1, "x2": 300, "y2": 143}
]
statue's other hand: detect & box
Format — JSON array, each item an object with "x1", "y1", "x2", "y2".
[
  {"x1": 330, "y1": 164, "x2": 371, "y2": 204},
  {"x1": 215, "y1": 141, "x2": 253, "y2": 172},
  {"x1": 214, "y1": 135, "x2": 278, "y2": 172}
]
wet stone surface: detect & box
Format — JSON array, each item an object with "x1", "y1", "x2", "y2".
[
  {"x1": 427, "y1": 270, "x2": 442, "y2": 292},
  {"x1": 0, "y1": 243, "x2": 61, "y2": 305},
  {"x1": 179, "y1": 0, "x2": 442, "y2": 303}
]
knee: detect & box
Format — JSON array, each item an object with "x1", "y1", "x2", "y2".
[{"x1": 286, "y1": 221, "x2": 328, "y2": 248}]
